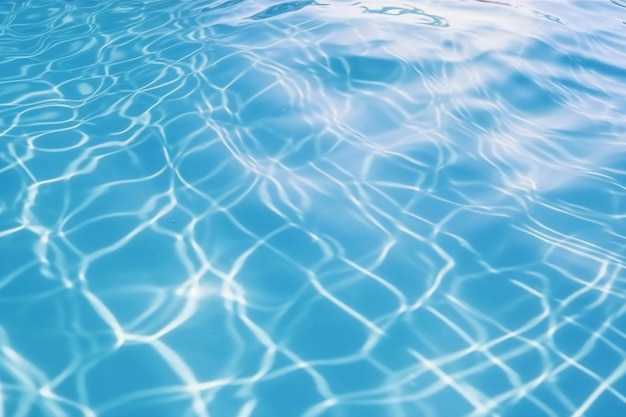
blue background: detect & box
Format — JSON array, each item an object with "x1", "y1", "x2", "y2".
[{"x1": 1, "y1": 1, "x2": 626, "y2": 416}]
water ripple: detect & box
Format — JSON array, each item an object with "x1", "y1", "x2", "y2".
[{"x1": 1, "y1": 0, "x2": 626, "y2": 416}]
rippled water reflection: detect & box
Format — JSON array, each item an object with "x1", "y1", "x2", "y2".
[{"x1": 1, "y1": 0, "x2": 626, "y2": 416}]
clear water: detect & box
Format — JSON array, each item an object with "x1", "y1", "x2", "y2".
[{"x1": 1, "y1": 0, "x2": 626, "y2": 416}]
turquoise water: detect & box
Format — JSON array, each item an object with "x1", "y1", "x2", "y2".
[{"x1": 1, "y1": 0, "x2": 626, "y2": 416}]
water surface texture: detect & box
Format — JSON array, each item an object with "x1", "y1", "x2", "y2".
[{"x1": 1, "y1": 0, "x2": 626, "y2": 416}]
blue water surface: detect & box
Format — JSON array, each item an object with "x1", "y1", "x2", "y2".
[{"x1": 1, "y1": 0, "x2": 626, "y2": 416}]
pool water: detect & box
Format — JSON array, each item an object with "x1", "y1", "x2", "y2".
[{"x1": 1, "y1": 0, "x2": 626, "y2": 416}]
